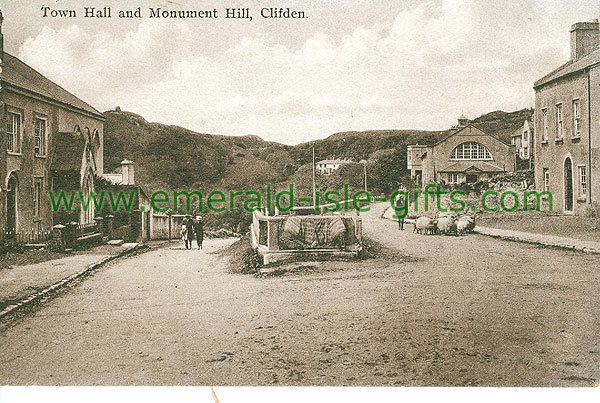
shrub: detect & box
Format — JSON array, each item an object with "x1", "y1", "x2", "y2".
[
  {"x1": 0, "y1": 238, "x2": 25, "y2": 255},
  {"x1": 46, "y1": 237, "x2": 65, "y2": 252}
]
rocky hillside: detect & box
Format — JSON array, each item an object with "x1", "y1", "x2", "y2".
[{"x1": 102, "y1": 107, "x2": 533, "y2": 196}]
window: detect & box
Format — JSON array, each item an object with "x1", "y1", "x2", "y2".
[
  {"x1": 522, "y1": 130, "x2": 529, "y2": 158},
  {"x1": 33, "y1": 177, "x2": 44, "y2": 218},
  {"x1": 448, "y1": 173, "x2": 459, "y2": 184},
  {"x1": 556, "y1": 103, "x2": 563, "y2": 139},
  {"x1": 541, "y1": 108, "x2": 548, "y2": 141},
  {"x1": 578, "y1": 165, "x2": 587, "y2": 197},
  {"x1": 511, "y1": 137, "x2": 516, "y2": 145},
  {"x1": 34, "y1": 117, "x2": 47, "y2": 156},
  {"x1": 6, "y1": 112, "x2": 21, "y2": 153},
  {"x1": 466, "y1": 174, "x2": 478, "y2": 183},
  {"x1": 543, "y1": 168, "x2": 549, "y2": 191},
  {"x1": 573, "y1": 99, "x2": 581, "y2": 137},
  {"x1": 450, "y1": 142, "x2": 492, "y2": 160}
]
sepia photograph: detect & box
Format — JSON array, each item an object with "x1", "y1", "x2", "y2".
[{"x1": 0, "y1": 0, "x2": 599, "y2": 401}]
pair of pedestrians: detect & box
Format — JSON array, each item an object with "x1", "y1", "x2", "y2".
[{"x1": 181, "y1": 215, "x2": 204, "y2": 249}]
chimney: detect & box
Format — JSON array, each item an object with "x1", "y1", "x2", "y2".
[
  {"x1": 120, "y1": 159, "x2": 135, "y2": 185},
  {"x1": 570, "y1": 20, "x2": 599, "y2": 60}
]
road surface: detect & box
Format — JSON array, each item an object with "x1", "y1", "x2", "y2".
[{"x1": 1, "y1": 204, "x2": 598, "y2": 386}]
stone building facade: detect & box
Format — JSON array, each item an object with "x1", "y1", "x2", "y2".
[
  {"x1": 533, "y1": 20, "x2": 599, "y2": 215},
  {"x1": 408, "y1": 118, "x2": 516, "y2": 186},
  {"x1": 511, "y1": 119, "x2": 533, "y2": 160},
  {"x1": 0, "y1": 12, "x2": 104, "y2": 234},
  {"x1": 316, "y1": 158, "x2": 353, "y2": 175}
]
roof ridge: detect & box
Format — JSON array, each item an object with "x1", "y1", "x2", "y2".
[{"x1": 2, "y1": 52, "x2": 104, "y2": 118}]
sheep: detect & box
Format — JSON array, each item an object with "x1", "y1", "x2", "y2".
[
  {"x1": 456, "y1": 215, "x2": 476, "y2": 235},
  {"x1": 436, "y1": 215, "x2": 457, "y2": 235},
  {"x1": 413, "y1": 216, "x2": 437, "y2": 235},
  {"x1": 456, "y1": 219, "x2": 470, "y2": 236}
]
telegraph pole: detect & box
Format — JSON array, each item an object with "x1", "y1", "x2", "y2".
[
  {"x1": 360, "y1": 159, "x2": 368, "y2": 192},
  {"x1": 312, "y1": 142, "x2": 316, "y2": 208}
]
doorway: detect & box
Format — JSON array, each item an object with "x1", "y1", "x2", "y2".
[
  {"x1": 564, "y1": 157, "x2": 573, "y2": 213},
  {"x1": 7, "y1": 173, "x2": 18, "y2": 236}
]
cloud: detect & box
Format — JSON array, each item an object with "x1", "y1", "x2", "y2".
[{"x1": 17, "y1": 0, "x2": 597, "y2": 144}]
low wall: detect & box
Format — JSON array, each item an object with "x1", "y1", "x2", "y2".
[{"x1": 250, "y1": 211, "x2": 363, "y2": 264}]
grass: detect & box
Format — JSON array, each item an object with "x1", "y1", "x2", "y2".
[
  {"x1": 217, "y1": 235, "x2": 263, "y2": 274},
  {"x1": 477, "y1": 210, "x2": 600, "y2": 242},
  {"x1": 0, "y1": 249, "x2": 70, "y2": 271},
  {"x1": 218, "y1": 235, "x2": 418, "y2": 277}
]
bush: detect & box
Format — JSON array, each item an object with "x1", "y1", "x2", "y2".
[
  {"x1": 239, "y1": 246, "x2": 263, "y2": 274},
  {"x1": 219, "y1": 235, "x2": 263, "y2": 274},
  {"x1": 46, "y1": 237, "x2": 65, "y2": 252},
  {"x1": 0, "y1": 238, "x2": 25, "y2": 255}
]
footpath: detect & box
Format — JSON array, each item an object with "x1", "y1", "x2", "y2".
[
  {"x1": 0, "y1": 242, "x2": 152, "y2": 320},
  {"x1": 381, "y1": 206, "x2": 600, "y2": 255}
]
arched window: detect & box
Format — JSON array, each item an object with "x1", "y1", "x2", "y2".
[
  {"x1": 92, "y1": 129, "x2": 101, "y2": 155},
  {"x1": 451, "y1": 142, "x2": 492, "y2": 160}
]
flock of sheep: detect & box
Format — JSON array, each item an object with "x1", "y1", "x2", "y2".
[{"x1": 412, "y1": 215, "x2": 476, "y2": 236}]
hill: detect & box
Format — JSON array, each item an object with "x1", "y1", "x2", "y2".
[
  {"x1": 102, "y1": 107, "x2": 533, "y2": 197},
  {"x1": 102, "y1": 110, "x2": 291, "y2": 192}
]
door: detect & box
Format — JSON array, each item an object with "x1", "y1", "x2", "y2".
[
  {"x1": 6, "y1": 174, "x2": 18, "y2": 236},
  {"x1": 564, "y1": 157, "x2": 574, "y2": 213},
  {"x1": 145, "y1": 210, "x2": 151, "y2": 240},
  {"x1": 466, "y1": 174, "x2": 478, "y2": 183}
]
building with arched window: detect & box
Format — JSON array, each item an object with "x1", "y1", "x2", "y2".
[
  {"x1": 0, "y1": 11, "x2": 104, "y2": 234},
  {"x1": 407, "y1": 117, "x2": 516, "y2": 186}
]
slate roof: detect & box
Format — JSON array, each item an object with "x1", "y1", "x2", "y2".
[
  {"x1": 534, "y1": 48, "x2": 600, "y2": 88},
  {"x1": 103, "y1": 174, "x2": 124, "y2": 185},
  {"x1": 437, "y1": 160, "x2": 506, "y2": 173},
  {"x1": 431, "y1": 124, "x2": 512, "y2": 147},
  {"x1": 316, "y1": 159, "x2": 353, "y2": 165},
  {"x1": 1, "y1": 52, "x2": 104, "y2": 119}
]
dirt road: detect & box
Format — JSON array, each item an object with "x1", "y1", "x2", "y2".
[{"x1": 1, "y1": 204, "x2": 598, "y2": 386}]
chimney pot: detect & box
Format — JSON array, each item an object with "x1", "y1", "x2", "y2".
[
  {"x1": 570, "y1": 21, "x2": 600, "y2": 60},
  {"x1": 120, "y1": 159, "x2": 134, "y2": 185}
]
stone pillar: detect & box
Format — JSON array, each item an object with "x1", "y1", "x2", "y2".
[
  {"x1": 106, "y1": 215, "x2": 115, "y2": 239},
  {"x1": 354, "y1": 217, "x2": 363, "y2": 243},
  {"x1": 94, "y1": 216, "x2": 104, "y2": 235},
  {"x1": 129, "y1": 210, "x2": 141, "y2": 242},
  {"x1": 344, "y1": 217, "x2": 356, "y2": 246},
  {"x1": 64, "y1": 221, "x2": 78, "y2": 249},
  {"x1": 51, "y1": 224, "x2": 66, "y2": 252},
  {"x1": 267, "y1": 218, "x2": 281, "y2": 251}
]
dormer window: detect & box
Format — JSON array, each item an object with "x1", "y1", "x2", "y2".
[{"x1": 450, "y1": 142, "x2": 492, "y2": 160}]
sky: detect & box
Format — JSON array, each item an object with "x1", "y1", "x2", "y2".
[{"x1": 2, "y1": 0, "x2": 599, "y2": 144}]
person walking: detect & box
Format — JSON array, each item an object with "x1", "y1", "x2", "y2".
[
  {"x1": 395, "y1": 192, "x2": 405, "y2": 230},
  {"x1": 184, "y1": 215, "x2": 194, "y2": 249},
  {"x1": 180, "y1": 221, "x2": 188, "y2": 248},
  {"x1": 194, "y1": 216, "x2": 204, "y2": 249}
]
